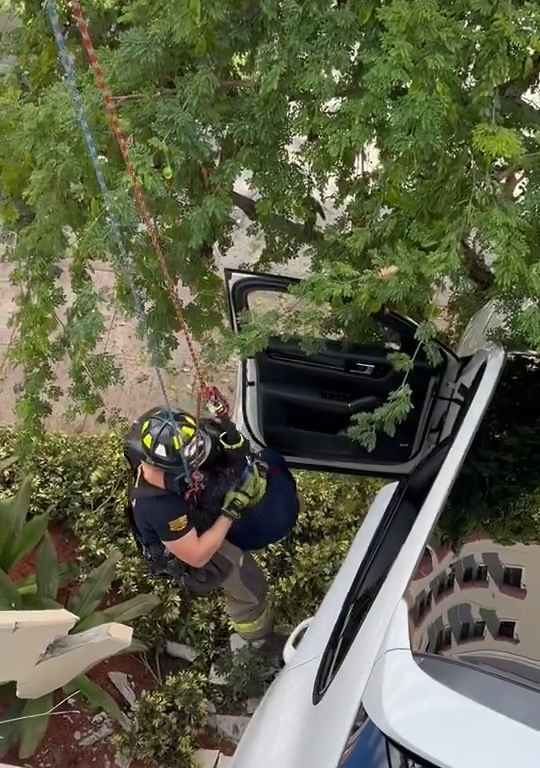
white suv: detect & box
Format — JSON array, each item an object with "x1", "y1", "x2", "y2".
[{"x1": 225, "y1": 269, "x2": 540, "y2": 768}]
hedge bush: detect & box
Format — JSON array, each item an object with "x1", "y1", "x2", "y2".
[
  {"x1": 0, "y1": 426, "x2": 380, "y2": 650},
  {"x1": 114, "y1": 670, "x2": 208, "y2": 768}
]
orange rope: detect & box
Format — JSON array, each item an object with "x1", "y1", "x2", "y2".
[{"x1": 69, "y1": 0, "x2": 229, "y2": 417}]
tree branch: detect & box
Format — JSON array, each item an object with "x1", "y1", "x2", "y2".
[
  {"x1": 499, "y1": 54, "x2": 540, "y2": 126},
  {"x1": 230, "y1": 191, "x2": 323, "y2": 245},
  {"x1": 461, "y1": 237, "x2": 494, "y2": 290},
  {"x1": 111, "y1": 80, "x2": 257, "y2": 104},
  {"x1": 500, "y1": 95, "x2": 540, "y2": 127}
]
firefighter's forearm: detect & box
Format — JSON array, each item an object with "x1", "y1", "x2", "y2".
[{"x1": 190, "y1": 516, "x2": 232, "y2": 568}]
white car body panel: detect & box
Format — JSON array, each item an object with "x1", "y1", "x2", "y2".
[
  {"x1": 365, "y1": 602, "x2": 540, "y2": 768},
  {"x1": 283, "y1": 481, "x2": 399, "y2": 669},
  {"x1": 232, "y1": 346, "x2": 506, "y2": 768}
]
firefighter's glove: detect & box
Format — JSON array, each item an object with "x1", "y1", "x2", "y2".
[
  {"x1": 221, "y1": 463, "x2": 268, "y2": 521},
  {"x1": 241, "y1": 461, "x2": 267, "y2": 506}
]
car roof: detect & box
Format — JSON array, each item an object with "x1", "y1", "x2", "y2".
[
  {"x1": 403, "y1": 353, "x2": 540, "y2": 692},
  {"x1": 361, "y1": 352, "x2": 540, "y2": 767}
]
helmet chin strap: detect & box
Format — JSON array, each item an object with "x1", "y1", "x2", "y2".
[
  {"x1": 163, "y1": 471, "x2": 186, "y2": 495},
  {"x1": 163, "y1": 467, "x2": 206, "y2": 499}
]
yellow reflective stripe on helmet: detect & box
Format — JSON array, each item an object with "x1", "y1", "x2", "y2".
[
  {"x1": 142, "y1": 419, "x2": 150, "y2": 433},
  {"x1": 185, "y1": 415, "x2": 196, "y2": 427},
  {"x1": 142, "y1": 433, "x2": 153, "y2": 449},
  {"x1": 181, "y1": 425, "x2": 195, "y2": 439},
  {"x1": 172, "y1": 435, "x2": 181, "y2": 450}
]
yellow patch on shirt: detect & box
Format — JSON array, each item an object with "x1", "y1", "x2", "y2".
[{"x1": 168, "y1": 514, "x2": 189, "y2": 533}]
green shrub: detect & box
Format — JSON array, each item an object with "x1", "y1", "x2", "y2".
[
  {"x1": 114, "y1": 671, "x2": 208, "y2": 768},
  {"x1": 0, "y1": 426, "x2": 380, "y2": 647},
  {"x1": 0, "y1": 427, "x2": 128, "y2": 523},
  {"x1": 213, "y1": 645, "x2": 276, "y2": 705}
]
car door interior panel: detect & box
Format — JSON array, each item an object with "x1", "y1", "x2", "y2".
[
  {"x1": 256, "y1": 339, "x2": 440, "y2": 463},
  {"x1": 226, "y1": 269, "x2": 454, "y2": 472}
]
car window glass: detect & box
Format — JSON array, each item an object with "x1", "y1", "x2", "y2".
[
  {"x1": 246, "y1": 288, "x2": 401, "y2": 349},
  {"x1": 338, "y1": 708, "x2": 439, "y2": 767},
  {"x1": 313, "y1": 494, "x2": 419, "y2": 702},
  {"x1": 403, "y1": 355, "x2": 540, "y2": 712}
]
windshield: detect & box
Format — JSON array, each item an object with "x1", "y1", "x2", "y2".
[
  {"x1": 404, "y1": 353, "x2": 540, "y2": 699},
  {"x1": 339, "y1": 710, "x2": 438, "y2": 767}
]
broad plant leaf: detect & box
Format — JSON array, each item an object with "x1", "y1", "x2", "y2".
[
  {"x1": 71, "y1": 674, "x2": 126, "y2": 725},
  {"x1": 0, "y1": 567, "x2": 21, "y2": 610},
  {"x1": 12, "y1": 571, "x2": 37, "y2": 595},
  {"x1": 20, "y1": 594, "x2": 62, "y2": 610},
  {"x1": 72, "y1": 611, "x2": 109, "y2": 633},
  {"x1": 0, "y1": 478, "x2": 33, "y2": 568},
  {"x1": 18, "y1": 693, "x2": 53, "y2": 760},
  {"x1": 3, "y1": 512, "x2": 49, "y2": 572},
  {"x1": 0, "y1": 695, "x2": 24, "y2": 757},
  {"x1": 103, "y1": 593, "x2": 160, "y2": 623},
  {"x1": 68, "y1": 550, "x2": 121, "y2": 619},
  {"x1": 36, "y1": 532, "x2": 60, "y2": 601}
]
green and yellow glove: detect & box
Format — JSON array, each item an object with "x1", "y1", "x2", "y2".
[{"x1": 221, "y1": 462, "x2": 268, "y2": 521}]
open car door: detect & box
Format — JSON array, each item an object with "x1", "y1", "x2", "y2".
[{"x1": 225, "y1": 269, "x2": 474, "y2": 477}]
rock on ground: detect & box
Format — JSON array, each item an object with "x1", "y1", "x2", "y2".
[
  {"x1": 214, "y1": 714, "x2": 251, "y2": 744},
  {"x1": 165, "y1": 640, "x2": 199, "y2": 663},
  {"x1": 194, "y1": 749, "x2": 221, "y2": 768}
]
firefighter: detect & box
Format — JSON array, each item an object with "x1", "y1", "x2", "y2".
[{"x1": 124, "y1": 404, "x2": 300, "y2": 642}]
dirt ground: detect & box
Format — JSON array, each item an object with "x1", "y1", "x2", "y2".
[{"x1": 0, "y1": 203, "x2": 310, "y2": 434}]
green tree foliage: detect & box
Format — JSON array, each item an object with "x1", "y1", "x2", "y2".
[{"x1": 1, "y1": 1, "x2": 540, "y2": 446}]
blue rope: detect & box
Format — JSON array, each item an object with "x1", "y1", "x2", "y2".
[{"x1": 46, "y1": 0, "x2": 191, "y2": 480}]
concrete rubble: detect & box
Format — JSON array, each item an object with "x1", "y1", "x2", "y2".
[
  {"x1": 165, "y1": 640, "x2": 200, "y2": 663},
  {"x1": 107, "y1": 671, "x2": 137, "y2": 709},
  {"x1": 229, "y1": 633, "x2": 249, "y2": 654},
  {"x1": 194, "y1": 749, "x2": 221, "y2": 768},
  {"x1": 79, "y1": 721, "x2": 115, "y2": 747},
  {"x1": 214, "y1": 714, "x2": 251, "y2": 744},
  {"x1": 195, "y1": 750, "x2": 235, "y2": 768}
]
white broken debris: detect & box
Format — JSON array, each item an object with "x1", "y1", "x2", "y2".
[
  {"x1": 107, "y1": 672, "x2": 137, "y2": 709},
  {"x1": 214, "y1": 714, "x2": 251, "y2": 743},
  {"x1": 165, "y1": 640, "x2": 200, "y2": 663},
  {"x1": 79, "y1": 721, "x2": 114, "y2": 747},
  {"x1": 194, "y1": 748, "x2": 221, "y2": 768},
  {"x1": 229, "y1": 633, "x2": 249, "y2": 654}
]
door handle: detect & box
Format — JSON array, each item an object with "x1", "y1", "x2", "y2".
[
  {"x1": 353, "y1": 362, "x2": 375, "y2": 375},
  {"x1": 283, "y1": 617, "x2": 313, "y2": 665}
]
